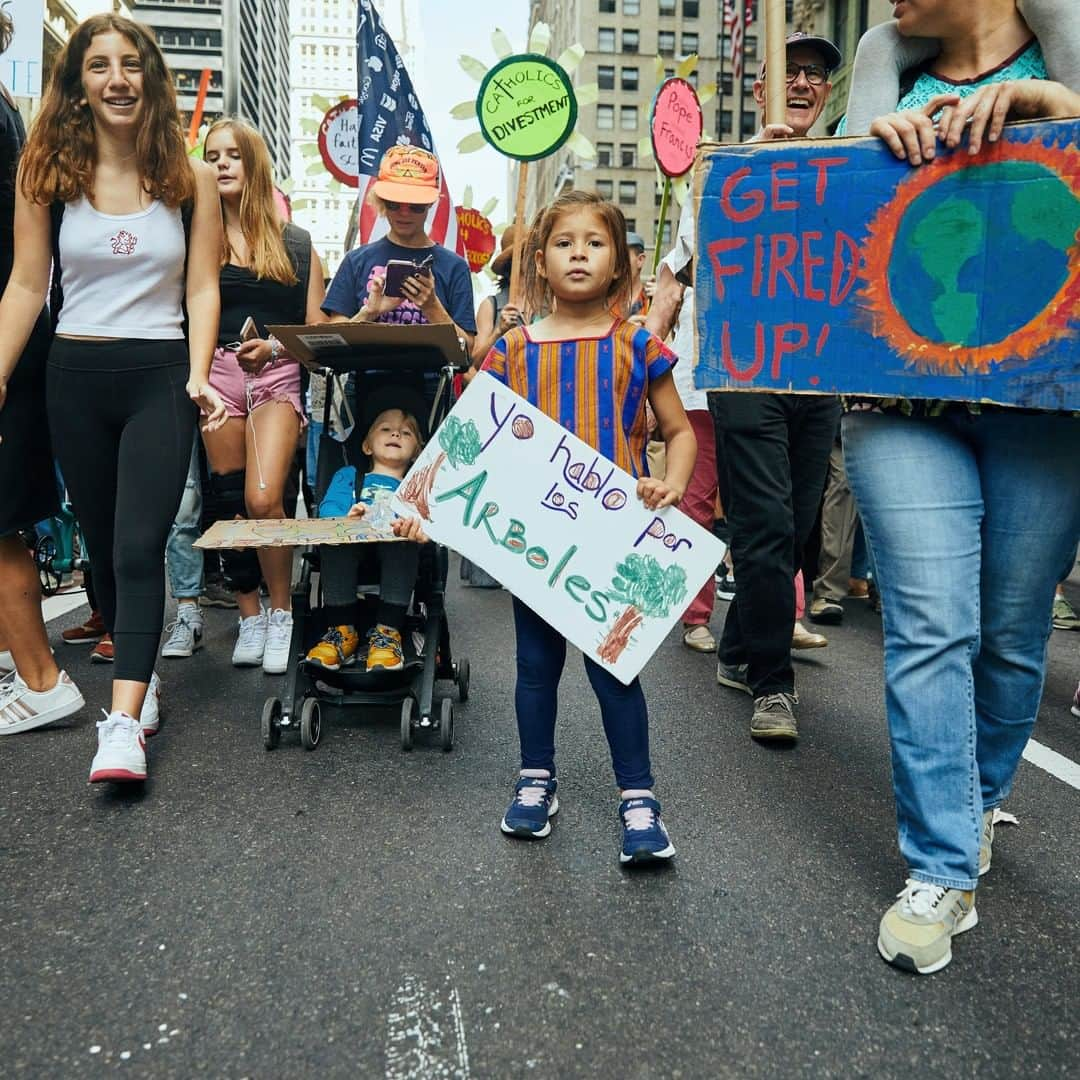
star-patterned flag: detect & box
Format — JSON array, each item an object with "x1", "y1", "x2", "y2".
[{"x1": 354, "y1": 0, "x2": 462, "y2": 253}]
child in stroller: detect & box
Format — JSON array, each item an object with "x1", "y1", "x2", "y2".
[{"x1": 305, "y1": 407, "x2": 427, "y2": 673}]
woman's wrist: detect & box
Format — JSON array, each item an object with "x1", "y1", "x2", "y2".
[{"x1": 352, "y1": 305, "x2": 372, "y2": 323}]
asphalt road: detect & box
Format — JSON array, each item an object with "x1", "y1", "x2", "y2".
[{"x1": 2, "y1": 562, "x2": 1078, "y2": 1078}]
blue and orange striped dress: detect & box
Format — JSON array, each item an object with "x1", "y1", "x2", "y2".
[{"x1": 481, "y1": 318, "x2": 677, "y2": 479}]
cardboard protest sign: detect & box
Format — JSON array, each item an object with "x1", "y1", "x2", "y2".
[
  {"x1": 318, "y1": 99, "x2": 360, "y2": 187},
  {"x1": 694, "y1": 119, "x2": 1080, "y2": 410},
  {"x1": 456, "y1": 207, "x2": 497, "y2": 273},
  {"x1": 476, "y1": 54, "x2": 577, "y2": 162},
  {"x1": 390, "y1": 373, "x2": 726, "y2": 685},
  {"x1": 651, "y1": 78, "x2": 703, "y2": 179},
  {"x1": 195, "y1": 517, "x2": 401, "y2": 550}
]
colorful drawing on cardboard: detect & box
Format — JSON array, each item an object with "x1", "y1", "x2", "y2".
[
  {"x1": 195, "y1": 517, "x2": 400, "y2": 550},
  {"x1": 693, "y1": 118, "x2": 1080, "y2": 410},
  {"x1": 391, "y1": 373, "x2": 724, "y2": 685}
]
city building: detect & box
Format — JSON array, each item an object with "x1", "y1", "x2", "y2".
[{"x1": 288, "y1": 0, "x2": 421, "y2": 275}]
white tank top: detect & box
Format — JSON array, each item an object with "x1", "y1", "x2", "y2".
[{"x1": 56, "y1": 196, "x2": 186, "y2": 339}]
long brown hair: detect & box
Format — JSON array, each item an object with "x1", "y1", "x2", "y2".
[
  {"x1": 205, "y1": 118, "x2": 297, "y2": 285},
  {"x1": 522, "y1": 190, "x2": 632, "y2": 316},
  {"x1": 19, "y1": 14, "x2": 193, "y2": 207}
]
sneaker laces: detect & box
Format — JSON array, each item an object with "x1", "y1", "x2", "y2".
[
  {"x1": 266, "y1": 610, "x2": 292, "y2": 648},
  {"x1": 97, "y1": 709, "x2": 137, "y2": 744},
  {"x1": 368, "y1": 625, "x2": 400, "y2": 652},
  {"x1": 236, "y1": 613, "x2": 266, "y2": 650},
  {"x1": 515, "y1": 780, "x2": 551, "y2": 808},
  {"x1": 757, "y1": 692, "x2": 797, "y2": 712},
  {"x1": 897, "y1": 879, "x2": 948, "y2": 917},
  {"x1": 0, "y1": 670, "x2": 23, "y2": 706},
  {"x1": 623, "y1": 804, "x2": 657, "y2": 831}
]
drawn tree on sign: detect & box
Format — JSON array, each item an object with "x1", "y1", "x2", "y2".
[
  {"x1": 399, "y1": 416, "x2": 484, "y2": 520},
  {"x1": 598, "y1": 553, "x2": 688, "y2": 664}
]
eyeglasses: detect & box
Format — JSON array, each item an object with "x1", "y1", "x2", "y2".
[
  {"x1": 385, "y1": 200, "x2": 429, "y2": 213},
  {"x1": 785, "y1": 63, "x2": 829, "y2": 86}
]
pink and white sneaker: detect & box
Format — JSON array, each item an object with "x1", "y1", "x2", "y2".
[
  {"x1": 89, "y1": 711, "x2": 146, "y2": 783},
  {"x1": 139, "y1": 672, "x2": 162, "y2": 737}
]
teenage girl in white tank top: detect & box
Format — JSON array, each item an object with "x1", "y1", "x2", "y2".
[{"x1": 0, "y1": 14, "x2": 225, "y2": 786}]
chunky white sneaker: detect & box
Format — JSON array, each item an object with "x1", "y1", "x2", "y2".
[
  {"x1": 262, "y1": 608, "x2": 293, "y2": 675},
  {"x1": 89, "y1": 711, "x2": 146, "y2": 783},
  {"x1": 139, "y1": 672, "x2": 162, "y2": 737},
  {"x1": 0, "y1": 671, "x2": 84, "y2": 735},
  {"x1": 232, "y1": 610, "x2": 267, "y2": 667},
  {"x1": 161, "y1": 604, "x2": 203, "y2": 659}
]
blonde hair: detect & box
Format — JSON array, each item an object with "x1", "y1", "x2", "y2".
[
  {"x1": 204, "y1": 118, "x2": 297, "y2": 285},
  {"x1": 19, "y1": 14, "x2": 194, "y2": 207},
  {"x1": 522, "y1": 190, "x2": 632, "y2": 316},
  {"x1": 362, "y1": 409, "x2": 424, "y2": 460}
]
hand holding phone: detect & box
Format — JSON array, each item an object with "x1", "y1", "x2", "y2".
[{"x1": 383, "y1": 256, "x2": 434, "y2": 298}]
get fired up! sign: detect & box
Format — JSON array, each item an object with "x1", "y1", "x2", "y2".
[
  {"x1": 391, "y1": 373, "x2": 725, "y2": 684},
  {"x1": 694, "y1": 119, "x2": 1080, "y2": 410}
]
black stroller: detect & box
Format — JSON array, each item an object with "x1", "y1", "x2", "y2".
[{"x1": 260, "y1": 326, "x2": 471, "y2": 752}]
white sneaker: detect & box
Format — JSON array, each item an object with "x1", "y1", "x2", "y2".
[
  {"x1": 140, "y1": 672, "x2": 162, "y2": 737},
  {"x1": 161, "y1": 604, "x2": 203, "y2": 659},
  {"x1": 0, "y1": 670, "x2": 84, "y2": 735},
  {"x1": 232, "y1": 609, "x2": 268, "y2": 667},
  {"x1": 89, "y1": 711, "x2": 146, "y2": 783},
  {"x1": 262, "y1": 608, "x2": 293, "y2": 675},
  {"x1": 0, "y1": 650, "x2": 14, "y2": 674}
]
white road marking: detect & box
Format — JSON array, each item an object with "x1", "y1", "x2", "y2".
[
  {"x1": 42, "y1": 589, "x2": 87, "y2": 623},
  {"x1": 1023, "y1": 738, "x2": 1080, "y2": 791},
  {"x1": 385, "y1": 974, "x2": 470, "y2": 1080}
]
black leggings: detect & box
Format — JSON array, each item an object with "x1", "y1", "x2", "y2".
[{"x1": 48, "y1": 339, "x2": 196, "y2": 682}]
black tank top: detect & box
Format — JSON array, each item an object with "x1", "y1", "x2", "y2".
[{"x1": 218, "y1": 223, "x2": 311, "y2": 345}]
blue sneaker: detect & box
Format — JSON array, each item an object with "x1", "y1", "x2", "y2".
[
  {"x1": 500, "y1": 776, "x2": 559, "y2": 839},
  {"x1": 619, "y1": 796, "x2": 676, "y2": 864}
]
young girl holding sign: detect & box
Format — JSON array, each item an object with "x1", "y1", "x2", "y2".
[{"x1": 481, "y1": 191, "x2": 696, "y2": 865}]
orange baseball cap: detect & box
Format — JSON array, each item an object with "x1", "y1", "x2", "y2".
[{"x1": 372, "y1": 145, "x2": 441, "y2": 205}]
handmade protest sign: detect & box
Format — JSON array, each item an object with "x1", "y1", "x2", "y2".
[
  {"x1": 693, "y1": 119, "x2": 1080, "y2": 410},
  {"x1": 476, "y1": 54, "x2": 577, "y2": 162},
  {"x1": 195, "y1": 517, "x2": 401, "y2": 550},
  {"x1": 318, "y1": 99, "x2": 360, "y2": 187},
  {"x1": 650, "y1": 77, "x2": 704, "y2": 276},
  {"x1": 390, "y1": 373, "x2": 725, "y2": 685},
  {"x1": 456, "y1": 207, "x2": 497, "y2": 273}
]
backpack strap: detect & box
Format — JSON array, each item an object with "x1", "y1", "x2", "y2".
[{"x1": 282, "y1": 222, "x2": 312, "y2": 292}]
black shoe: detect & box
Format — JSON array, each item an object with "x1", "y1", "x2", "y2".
[{"x1": 809, "y1": 597, "x2": 843, "y2": 625}]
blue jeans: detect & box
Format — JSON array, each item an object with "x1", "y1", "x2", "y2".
[
  {"x1": 512, "y1": 597, "x2": 654, "y2": 790},
  {"x1": 843, "y1": 409, "x2": 1080, "y2": 889},
  {"x1": 166, "y1": 441, "x2": 203, "y2": 600}
]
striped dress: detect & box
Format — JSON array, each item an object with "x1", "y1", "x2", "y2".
[{"x1": 481, "y1": 318, "x2": 677, "y2": 478}]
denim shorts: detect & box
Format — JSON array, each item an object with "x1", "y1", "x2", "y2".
[{"x1": 210, "y1": 347, "x2": 305, "y2": 424}]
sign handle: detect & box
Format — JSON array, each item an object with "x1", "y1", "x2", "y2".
[
  {"x1": 509, "y1": 160, "x2": 530, "y2": 310},
  {"x1": 650, "y1": 175, "x2": 672, "y2": 279},
  {"x1": 188, "y1": 68, "x2": 211, "y2": 148},
  {"x1": 764, "y1": 0, "x2": 787, "y2": 129}
]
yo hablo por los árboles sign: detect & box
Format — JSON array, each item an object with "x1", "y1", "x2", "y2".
[
  {"x1": 391, "y1": 373, "x2": 725, "y2": 685},
  {"x1": 693, "y1": 119, "x2": 1080, "y2": 410}
]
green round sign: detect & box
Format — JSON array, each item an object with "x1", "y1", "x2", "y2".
[{"x1": 476, "y1": 54, "x2": 577, "y2": 162}]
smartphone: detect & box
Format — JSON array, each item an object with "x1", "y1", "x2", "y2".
[
  {"x1": 383, "y1": 257, "x2": 433, "y2": 298},
  {"x1": 239, "y1": 315, "x2": 258, "y2": 341}
]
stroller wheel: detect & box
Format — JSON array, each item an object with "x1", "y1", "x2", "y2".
[
  {"x1": 261, "y1": 697, "x2": 281, "y2": 751},
  {"x1": 439, "y1": 698, "x2": 454, "y2": 752},
  {"x1": 454, "y1": 658, "x2": 470, "y2": 703},
  {"x1": 300, "y1": 697, "x2": 321, "y2": 750},
  {"x1": 400, "y1": 697, "x2": 415, "y2": 751},
  {"x1": 35, "y1": 535, "x2": 61, "y2": 597}
]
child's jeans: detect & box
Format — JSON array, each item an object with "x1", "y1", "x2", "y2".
[
  {"x1": 320, "y1": 540, "x2": 419, "y2": 612},
  {"x1": 512, "y1": 596, "x2": 654, "y2": 790}
]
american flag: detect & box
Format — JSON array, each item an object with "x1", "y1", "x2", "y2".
[
  {"x1": 724, "y1": 0, "x2": 755, "y2": 82},
  {"x1": 354, "y1": 0, "x2": 462, "y2": 253}
]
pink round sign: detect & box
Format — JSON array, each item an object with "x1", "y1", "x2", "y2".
[{"x1": 650, "y1": 78, "x2": 704, "y2": 178}]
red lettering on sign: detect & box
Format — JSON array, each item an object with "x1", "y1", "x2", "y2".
[
  {"x1": 771, "y1": 162, "x2": 799, "y2": 211},
  {"x1": 751, "y1": 234, "x2": 765, "y2": 298},
  {"x1": 771, "y1": 323, "x2": 810, "y2": 380},
  {"x1": 801, "y1": 231, "x2": 826, "y2": 302},
  {"x1": 807, "y1": 157, "x2": 848, "y2": 205},
  {"x1": 767, "y1": 234, "x2": 799, "y2": 300},
  {"x1": 720, "y1": 167, "x2": 766, "y2": 223},
  {"x1": 707, "y1": 238, "x2": 748, "y2": 302},
  {"x1": 829, "y1": 230, "x2": 860, "y2": 306},
  {"x1": 722, "y1": 320, "x2": 766, "y2": 381}
]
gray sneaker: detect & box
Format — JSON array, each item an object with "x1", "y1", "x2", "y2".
[
  {"x1": 161, "y1": 604, "x2": 203, "y2": 659},
  {"x1": 716, "y1": 660, "x2": 751, "y2": 694},
  {"x1": 750, "y1": 691, "x2": 798, "y2": 740},
  {"x1": 200, "y1": 579, "x2": 238, "y2": 609},
  {"x1": 878, "y1": 879, "x2": 977, "y2": 974}
]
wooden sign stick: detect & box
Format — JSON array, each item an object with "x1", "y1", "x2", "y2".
[
  {"x1": 509, "y1": 160, "x2": 530, "y2": 309},
  {"x1": 764, "y1": 0, "x2": 787, "y2": 129}
]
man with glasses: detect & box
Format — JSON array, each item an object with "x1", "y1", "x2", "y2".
[{"x1": 648, "y1": 31, "x2": 844, "y2": 743}]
